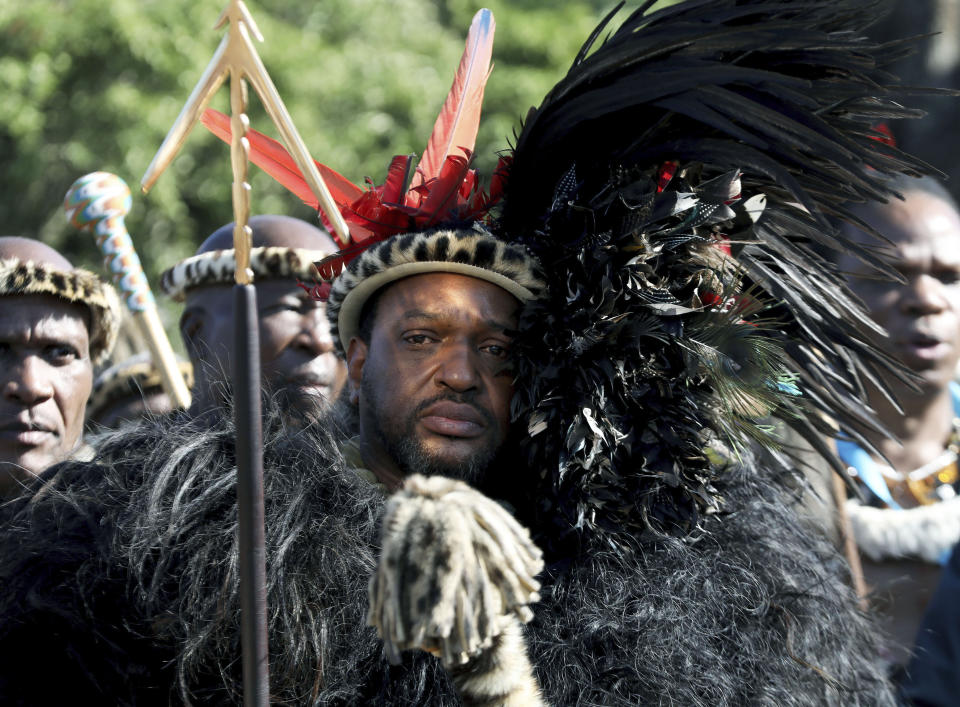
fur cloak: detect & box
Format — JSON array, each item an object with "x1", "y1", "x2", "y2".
[{"x1": 0, "y1": 398, "x2": 894, "y2": 705}]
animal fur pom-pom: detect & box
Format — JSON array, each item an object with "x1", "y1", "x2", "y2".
[{"x1": 368, "y1": 474, "x2": 544, "y2": 666}]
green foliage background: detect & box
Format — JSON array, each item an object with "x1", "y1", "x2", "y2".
[{"x1": 0, "y1": 0, "x2": 646, "y2": 344}]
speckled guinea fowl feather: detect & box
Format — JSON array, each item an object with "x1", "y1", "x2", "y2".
[{"x1": 493, "y1": 0, "x2": 945, "y2": 553}]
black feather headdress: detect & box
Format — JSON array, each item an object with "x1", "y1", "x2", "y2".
[{"x1": 494, "y1": 0, "x2": 936, "y2": 552}]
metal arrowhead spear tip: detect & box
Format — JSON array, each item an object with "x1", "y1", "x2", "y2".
[
  {"x1": 140, "y1": 0, "x2": 350, "y2": 250},
  {"x1": 137, "y1": 2, "x2": 350, "y2": 704}
]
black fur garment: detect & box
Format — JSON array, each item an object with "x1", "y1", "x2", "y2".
[{"x1": 0, "y1": 399, "x2": 893, "y2": 705}]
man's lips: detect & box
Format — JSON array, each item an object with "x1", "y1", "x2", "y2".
[
  {"x1": 420, "y1": 401, "x2": 487, "y2": 438},
  {"x1": 285, "y1": 373, "x2": 333, "y2": 393},
  {"x1": 898, "y1": 333, "x2": 952, "y2": 362},
  {"x1": 0, "y1": 420, "x2": 57, "y2": 446}
]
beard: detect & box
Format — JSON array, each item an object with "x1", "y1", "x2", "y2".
[
  {"x1": 360, "y1": 375, "x2": 501, "y2": 484},
  {"x1": 272, "y1": 382, "x2": 331, "y2": 428},
  {"x1": 390, "y1": 435, "x2": 493, "y2": 484},
  {"x1": 193, "y1": 357, "x2": 332, "y2": 418}
]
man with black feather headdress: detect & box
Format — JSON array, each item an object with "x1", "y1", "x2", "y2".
[{"x1": 0, "y1": 1, "x2": 937, "y2": 704}]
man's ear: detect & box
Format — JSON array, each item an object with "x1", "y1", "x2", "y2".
[
  {"x1": 346, "y1": 337, "x2": 368, "y2": 406},
  {"x1": 179, "y1": 306, "x2": 208, "y2": 361}
]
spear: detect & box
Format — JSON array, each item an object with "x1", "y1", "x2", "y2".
[
  {"x1": 140, "y1": 2, "x2": 349, "y2": 704},
  {"x1": 64, "y1": 171, "x2": 192, "y2": 410}
]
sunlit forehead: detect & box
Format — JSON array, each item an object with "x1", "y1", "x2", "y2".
[
  {"x1": 874, "y1": 191, "x2": 960, "y2": 271},
  {"x1": 893, "y1": 222, "x2": 960, "y2": 272},
  {"x1": 896, "y1": 236, "x2": 960, "y2": 271},
  {"x1": 384, "y1": 274, "x2": 519, "y2": 334},
  {"x1": 0, "y1": 296, "x2": 91, "y2": 347}
]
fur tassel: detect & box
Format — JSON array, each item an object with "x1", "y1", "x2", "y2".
[
  {"x1": 845, "y1": 497, "x2": 960, "y2": 563},
  {"x1": 368, "y1": 474, "x2": 543, "y2": 667}
]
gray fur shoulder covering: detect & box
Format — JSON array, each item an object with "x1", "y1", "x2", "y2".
[{"x1": 0, "y1": 403, "x2": 895, "y2": 705}]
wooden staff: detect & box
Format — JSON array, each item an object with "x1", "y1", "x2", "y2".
[
  {"x1": 64, "y1": 172, "x2": 192, "y2": 410},
  {"x1": 139, "y1": 2, "x2": 349, "y2": 704},
  {"x1": 833, "y1": 471, "x2": 869, "y2": 609}
]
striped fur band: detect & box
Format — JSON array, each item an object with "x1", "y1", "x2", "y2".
[
  {"x1": 327, "y1": 229, "x2": 547, "y2": 355},
  {"x1": 160, "y1": 247, "x2": 330, "y2": 301},
  {"x1": 0, "y1": 257, "x2": 120, "y2": 365}
]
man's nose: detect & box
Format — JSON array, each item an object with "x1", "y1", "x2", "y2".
[
  {"x1": 3, "y1": 357, "x2": 55, "y2": 405},
  {"x1": 293, "y1": 311, "x2": 335, "y2": 356},
  {"x1": 436, "y1": 342, "x2": 480, "y2": 392},
  {"x1": 902, "y1": 274, "x2": 949, "y2": 316}
]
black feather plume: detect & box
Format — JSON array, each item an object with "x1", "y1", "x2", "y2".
[{"x1": 495, "y1": 0, "x2": 946, "y2": 554}]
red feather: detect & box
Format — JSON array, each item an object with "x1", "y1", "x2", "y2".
[
  {"x1": 656, "y1": 161, "x2": 677, "y2": 193},
  {"x1": 458, "y1": 168, "x2": 478, "y2": 200},
  {"x1": 871, "y1": 122, "x2": 897, "y2": 147},
  {"x1": 417, "y1": 153, "x2": 474, "y2": 224},
  {"x1": 200, "y1": 109, "x2": 363, "y2": 210},
  {"x1": 345, "y1": 191, "x2": 413, "y2": 235},
  {"x1": 407, "y1": 9, "x2": 495, "y2": 205},
  {"x1": 312, "y1": 239, "x2": 382, "y2": 280},
  {"x1": 381, "y1": 154, "x2": 415, "y2": 205},
  {"x1": 296, "y1": 278, "x2": 331, "y2": 301},
  {"x1": 488, "y1": 155, "x2": 510, "y2": 204}
]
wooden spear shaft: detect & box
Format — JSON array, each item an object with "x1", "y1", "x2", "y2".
[
  {"x1": 139, "y1": 4, "x2": 350, "y2": 703},
  {"x1": 229, "y1": 74, "x2": 271, "y2": 707},
  {"x1": 235, "y1": 280, "x2": 268, "y2": 705}
]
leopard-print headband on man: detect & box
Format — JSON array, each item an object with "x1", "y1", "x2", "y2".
[
  {"x1": 160, "y1": 246, "x2": 331, "y2": 301},
  {"x1": 327, "y1": 228, "x2": 547, "y2": 356},
  {"x1": 0, "y1": 257, "x2": 121, "y2": 365}
]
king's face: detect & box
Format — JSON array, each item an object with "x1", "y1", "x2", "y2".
[{"x1": 350, "y1": 272, "x2": 518, "y2": 481}]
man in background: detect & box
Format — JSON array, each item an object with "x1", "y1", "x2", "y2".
[
  {"x1": 0, "y1": 236, "x2": 119, "y2": 497},
  {"x1": 162, "y1": 214, "x2": 346, "y2": 417},
  {"x1": 834, "y1": 175, "x2": 960, "y2": 666}
]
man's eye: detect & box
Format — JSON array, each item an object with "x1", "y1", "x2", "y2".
[
  {"x1": 936, "y1": 271, "x2": 960, "y2": 285},
  {"x1": 482, "y1": 344, "x2": 510, "y2": 358},
  {"x1": 404, "y1": 334, "x2": 432, "y2": 345},
  {"x1": 46, "y1": 345, "x2": 79, "y2": 363},
  {"x1": 264, "y1": 303, "x2": 302, "y2": 315}
]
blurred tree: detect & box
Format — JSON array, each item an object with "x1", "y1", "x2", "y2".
[{"x1": 0, "y1": 0, "x2": 642, "y2": 348}]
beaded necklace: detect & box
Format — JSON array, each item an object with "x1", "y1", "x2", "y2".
[{"x1": 838, "y1": 382, "x2": 960, "y2": 509}]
